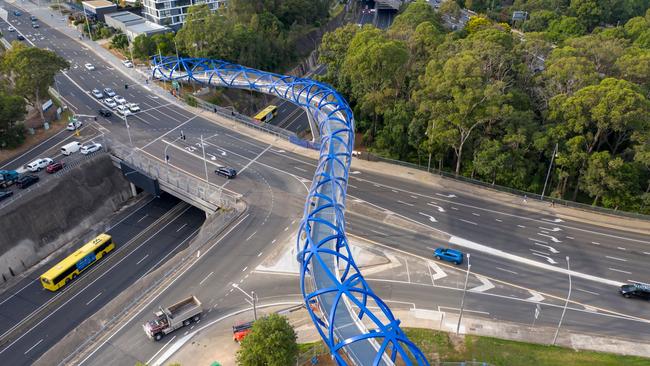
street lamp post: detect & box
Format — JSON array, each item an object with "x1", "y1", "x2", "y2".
[
  {"x1": 541, "y1": 142, "x2": 558, "y2": 200},
  {"x1": 123, "y1": 113, "x2": 133, "y2": 146},
  {"x1": 232, "y1": 283, "x2": 258, "y2": 320},
  {"x1": 163, "y1": 135, "x2": 182, "y2": 164},
  {"x1": 200, "y1": 134, "x2": 209, "y2": 183},
  {"x1": 456, "y1": 253, "x2": 471, "y2": 335},
  {"x1": 552, "y1": 256, "x2": 571, "y2": 345}
]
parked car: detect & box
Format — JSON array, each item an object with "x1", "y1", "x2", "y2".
[
  {"x1": 92, "y1": 89, "x2": 103, "y2": 99},
  {"x1": 620, "y1": 283, "x2": 650, "y2": 300},
  {"x1": 215, "y1": 167, "x2": 237, "y2": 179},
  {"x1": 127, "y1": 103, "x2": 140, "y2": 112},
  {"x1": 122, "y1": 59, "x2": 134, "y2": 68},
  {"x1": 7, "y1": 26, "x2": 15, "y2": 32},
  {"x1": 26, "y1": 158, "x2": 53, "y2": 172},
  {"x1": 84, "y1": 63, "x2": 95, "y2": 71},
  {"x1": 116, "y1": 105, "x2": 131, "y2": 116},
  {"x1": 17, "y1": 35, "x2": 25, "y2": 41},
  {"x1": 46, "y1": 162, "x2": 65, "y2": 174},
  {"x1": 16, "y1": 175, "x2": 39, "y2": 189},
  {"x1": 103, "y1": 98, "x2": 117, "y2": 108},
  {"x1": 30, "y1": 15, "x2": 37, "y2": 21},
  {"x1": 61, "y1": 141, "x2": 82, "y2": 156},
  {"x1": 98, "y1": 108, "x2": 112, "y2": 117},
  {"x1": 113, "y1": 95, "x2": 126, "y2": 105},
  {"x1": 66, "y1": 120, "x2": 82, "y2": 131},
  {"x1": 0, "y1": 190, "x2": 13, "y2": 201},
  {"x1": 13, "y1": 10, "x2": 21, "y2": 16},
  {"x1": 433, "y1": 247, "x2": 464, "y2": 265},
  {"x1": 103, "y1": 88, "x2": 116, "y2": 97},
  {"x1": 81, "y1": 143, "x2": 102, "y2": 155},
  {"x1": 32, "y1": 23, "x2": 39, "y2": 28}
]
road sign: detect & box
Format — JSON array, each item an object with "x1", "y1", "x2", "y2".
[{"x1": 512, "y1": 11, "x2": 527, "y2": 21}]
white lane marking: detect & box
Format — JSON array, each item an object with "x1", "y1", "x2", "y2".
[
  {"x1": 146, "y1": 335, "x2": 177, "y2": 365},
  {"x1": 451, "y1": 207, "x2": 458, "y2": 210},
  {"x1": 136, "y1": 254, "x2": 149, "y2": 265},
  {"x1": 257, "y1": 252, "x2": 263, "y2": 257},
  {"x1": 617, "y1": 247, "x2": 627, "y2": 251},
  {"x1": 472, "y1": 212, "x2": 480, "y2": 217},
  {"x1": 539, "y1": 226, "x2": 562, "y2": 232},
  {"x1": 495, "y1": 218, "x2": 503, "y2": 222},
  {"x1": 528, "y1": 237, "x2": 547, "y2": 244},
  {"x1": 575, "y1": 288, "x2": 600, "y2": 296},
  {"x1": 245, "y1": 231, "x2": 257, "y2": 241},
  {"x1": 537, "y1": 233, "x2": 562, "y2": 243},
  {"x1": 542, "y1": 218, "x2": 564, "y2": 223},
  {"x1": 0, "y1": 280, "x2": 39, "y2": 307},
  {"x1": 428, "y1": 261, "x2": 448, "y2": 281},
  {"x1": 530, "y1": 249, "x2": 551, "y2": 256},
  {"x1": 405, "y1": 259, "x2": 411, "y2": 283},
  {"x1": 458, "y1": 219, "x2": 477, "y2": 226},
  {"x1": 495, "y1": 267, "x2": 518, "y2": 275},
  {"x1": 419, "y1": 212, "x2": 438, "y2": 223},
  {"x1": 294, "y1": 166, "x2": 307, "y2": 172},
  {"x1": 540, "y1": 230, "x2": 549, "y2": 234},
  {"x1": 176, "y1": 223, "x2": 187, "y2": 232},
  {"x1": 427, "y1": 203, "x2": 446, "y2": 212},
  {"x1": 435, "y1": 193, "x2": 456, "y2": 198},
  {"x1": 517, "y1": 225, "x2": 526, "y2": 228},
  {"x1": 591, "y1": 241, "x2": 601, "y2": 245},
  {"x1": 608, "y1": 268, "x2": 632, "y2": 274},
  {"x1": 85, "y1": 292, "x2": 102, "y2": 306},
  {"x1": 438, "y1": 306, "x2": 489, "y2": 315},
  {"x1": 410, "y1": 195, "x2": 418, "y2": 199},
  {"x1": 199, "y1": 271, "x2": 214, "y2": 285},
  {"x1": 137, "y1": 214, "x2": 149, "y2": 223},
  {"x1": 391, "y1": 189, "x2": 398, "y2": 193},
  {"x1": 24, "y1": 339, "x2": 43, "y2": 355},
  {"x1": 526, "y1": 291, "x2": 545, "y2": 302},
  {"x1": 348, "y1": 184, "x2": 358, "y2": 189},
  {"x1": 284, "y1": 226, "x2": 289, "y2": 231},
  {"x1": 644, "y1": 252, "x2": 650, "y2": 255},
  {"x1": 531, "y1": 252, "x2": 558, "y2": 264},
  {"x1": 533, "y1": 243, "x2": 559, "y2": 254},
  {"x1": 370, "y1": 229, "x2": 387, "y2": 236},
  {"x1": 397, "y1": 200, "x2": 414, "y2": 207},
  {"x1": 606, "y1": 256, "x2": 627, "y2": 262},
  {"x1": 566, "y1": 236, "x2": 575, "y2": 239},
  {"x1": 469, "y1": 275, "x2": 494, "y2": 293}
]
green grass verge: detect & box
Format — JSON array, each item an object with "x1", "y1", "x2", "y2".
[{"x1": 404, "y1": 328, "x2": 650, "y2": 366}]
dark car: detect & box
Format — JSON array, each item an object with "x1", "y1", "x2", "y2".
[
  {"x1": 46, "y1": 162, "x2": 65, "y2": 174},
  {"x1": 434, "y1": 247, "x2": 464, "y2": 265},
  {"x1": 30, "y1": 15, "x2": 37, "y2": 21},
  {"x1": 620, "y1": 283, "x2": 650, "y2": 300},
  {"x1": 98, "y1": 108, "x2": 112, "y2": 117},
  {"x1": 16, "y1": 175, "x2": 39, "y2": 189},
  {"x1": 13, "y1": 10, "x2": 21, "y2": 16},
  {"x1": 0, "y1": 190, "x2": 13, "y2": 201},
  {"x1": 215, "y1": 167, "x2": 237, "y2": 179},
  {"x1": 17, "y1": 35, "x2": 25, "y2": 41}
]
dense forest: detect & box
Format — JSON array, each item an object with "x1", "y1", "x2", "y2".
[{"x1": 318, "y1": 0, "x2": 650, "y2": 213}]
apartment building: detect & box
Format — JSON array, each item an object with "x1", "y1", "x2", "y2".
[{"x1": 141, "y1": 0, "x2": 226, "y2": 29}]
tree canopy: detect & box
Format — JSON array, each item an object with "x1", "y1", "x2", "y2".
[{"x1": 236, "y1": 314, "x2": 298, "y2": 366}]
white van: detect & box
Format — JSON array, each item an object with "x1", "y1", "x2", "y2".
[{"x1": 61, "y1": 141, "x2": 82, "y2": 156}]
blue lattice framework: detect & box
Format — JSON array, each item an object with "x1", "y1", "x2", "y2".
[{"x1": 152, "y1": 56, "x2": 428, "y2": 366}]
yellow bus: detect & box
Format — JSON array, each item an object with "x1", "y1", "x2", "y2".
[
  {"x1": 253, "y1": 105, "x2": 278, "y2": 123},
  {"x1": 40, "y1": 233, "x2": 115, "y2": 291}
]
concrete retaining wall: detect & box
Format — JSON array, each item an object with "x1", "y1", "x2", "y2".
[{"x1": 0, "y1": 154, "x2": 132, "y2": 286}]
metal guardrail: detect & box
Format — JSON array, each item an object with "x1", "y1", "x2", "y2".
[
  {"x1": 363, "y1": 153, "x2": 650, "y2": 221},
  {"x1": 152, "y1": 56, "x2": 428, "y2": 365}
]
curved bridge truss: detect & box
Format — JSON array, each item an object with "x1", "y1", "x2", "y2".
[{"x1": 152, "y1": 57, "x2": 428, "y2": 366}]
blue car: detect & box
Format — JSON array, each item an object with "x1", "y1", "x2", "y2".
[
  {"x1": 13, "y1": 10, "x2": 22, "y2": 16},
  {"x1": 434, "y1": 248, "x2": 464, "y2": 265}
]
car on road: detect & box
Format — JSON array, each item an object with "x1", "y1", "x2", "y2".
[
  {"x1": 81, "y1": 143, "x2": 102, "y2": 155},
  {"x1": 66, "y1": 120, "x2": 82, "y2": 131},
  {"x1": 103, "y1": 98, "x2": 117, "y2": 108},
  {"x1": 30, "y1": 15, "x2": 37, "y2": 21},
  {"x1": 116, "y1": 105, "x2": 131, "y2": 116},
  {"x1": 127, "y1": 103, "x2": 140, "y2": 112},
  {"x1": 0, "y1": 190, "x2": 13, "y2": 201},
  {"x1": 8, "y1": 26, "x2": 15, "y2": 32},
  {"x1": 113, "y1": 95, "x2": 126, "y2": 104},
  {"x1": 84, "y1": 63, "x2": 95, "y2": 71},
  {"x1": 122, "y1": 59, "x2": 133, "y2": 68},
  {"x1": 16, "y1": 175, "x2": 39, "y2": 189},
  {"x1": 46, "y1": 162, "x2": 65, "y2": 174},
  {"x1": 98, "y1": 108, "x2": 112, "y2": 117},
  {"x1": 26, "y1": 158, "x2": 53, "y2": 172},
  {"x1": 17, "y1": 35, "x2": 25, "y2": 41},
  {"x1": 433, "y1": 247, "x2": 464, "y2": 265},
  {"x1": 92, "y1": 89, "x2": 103, "y2": 99},
  {"x1": 103, "y1": 87, "x2": 116, "y2": 97},
  {"x1": 620, "y1": 283, "x2": 650, "y2": 300},
  {"x1": 215, "y1": 167, "x2": 237, "y2": 179},
  {"x1": 13, "y1": 10, "x2": 22, "y2": 16},
  {"x1": 32, "y1": 23, "x2": 39, "y2": 29}
]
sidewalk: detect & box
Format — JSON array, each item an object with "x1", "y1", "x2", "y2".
[{"x1": 18, "y1": 0, "x2": 650, "y2": 235}]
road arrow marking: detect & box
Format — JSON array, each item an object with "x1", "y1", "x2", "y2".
[
  {"x1": 208, "y1": 154, "x2": 216, "y2": 161},
  {"x1": 542, "y1": 218, "x2": 564, "y2": 223},
  {"x1": 526, "y1": 291, "x2": 545, "y2": 303},
  {"x1": 419, "y1": 212, "x2": 438, "y2": 223},
  {"x1": 539, "y1": 226, "x2": 562, "y2": 232},
  {"x1": 531, "y1": 252, "x2": 558, "y2": 264},
  {"x1": 436, "y1": 193, "x2": 457, "y2": 198},
  {"x1": 538, "y1": 233, "x2": 562, "y2": 243},
  {"x1": 469, "y1": 275, "x2": 495, "y2": 293},
  {"x1": 350, "y1": 171, "x2": 361, "y2": 175},
  {"x1": 427, "y1": 203, "x2": 446, "y2": 212},
  {"x1": 428, "y1": 261, "x2": 447, "y2": 280},
  {"x1": 533, "y1": 243, "x2": 559, "y2": 254}
]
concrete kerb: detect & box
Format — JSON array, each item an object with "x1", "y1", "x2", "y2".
[{"x1": 34, "y1": 201, "x2": 248, "y2": 366}]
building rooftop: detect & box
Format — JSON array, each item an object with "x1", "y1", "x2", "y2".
[
  {"x1": 128, "y1": 21, "x2": 169, "y2": 34},
  {"x1": 106, "y1": 11, "x2": 144, "y2": 25},
  {"x1": 82, "y1": 0, "x2": 117, "y2": 10}
]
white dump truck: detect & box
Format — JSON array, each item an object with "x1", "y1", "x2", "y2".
[{"x1": 143, "y1": 295, "x2": 203, "y2": 341}]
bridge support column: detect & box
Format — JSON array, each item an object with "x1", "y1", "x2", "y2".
[
  {"x1": 129, "y1": 182, "x2": 138, "y2": 197},
  {"x1": 305, "y1": 108, "x2": 321, "y2": 143}
]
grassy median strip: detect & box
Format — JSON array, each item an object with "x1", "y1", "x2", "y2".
[{"x1": 404, "y1": 328, "x2": 650, "y2": 366}]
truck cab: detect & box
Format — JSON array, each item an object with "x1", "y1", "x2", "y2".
[{"x1": 143, "y1": 296, "x2": 202, "y2": 341}]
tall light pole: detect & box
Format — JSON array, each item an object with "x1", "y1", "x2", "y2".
[
  {"x1": 200, "y1": 134, "x2": 209, "y2": 183},
  {"x1": 541, "y1": 142, "x2": 558, "y2": 200},
  {"x1": 163, "y1": 135, "x2": 183, "y2": 164},
  {"x1": 232, "y1": 283, "x2": 258, "y2": 320},
  {"x1": 552, "y1": 256, "x2": 571, "y2": 345},
  {"x1": 122, "y1": 112, "x2": 133, "y2": 146},
  {"x1": 456, "y1": 253, "x2": 471, "y2": 335}
]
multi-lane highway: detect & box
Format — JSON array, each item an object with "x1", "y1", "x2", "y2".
[{"x1": 1, "y1": 1, "x2": 649, "y2": 364}]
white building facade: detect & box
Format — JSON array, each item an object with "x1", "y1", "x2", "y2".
[{"x1": 141, "y1": 0, "x2": 226, "y2": 29}]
